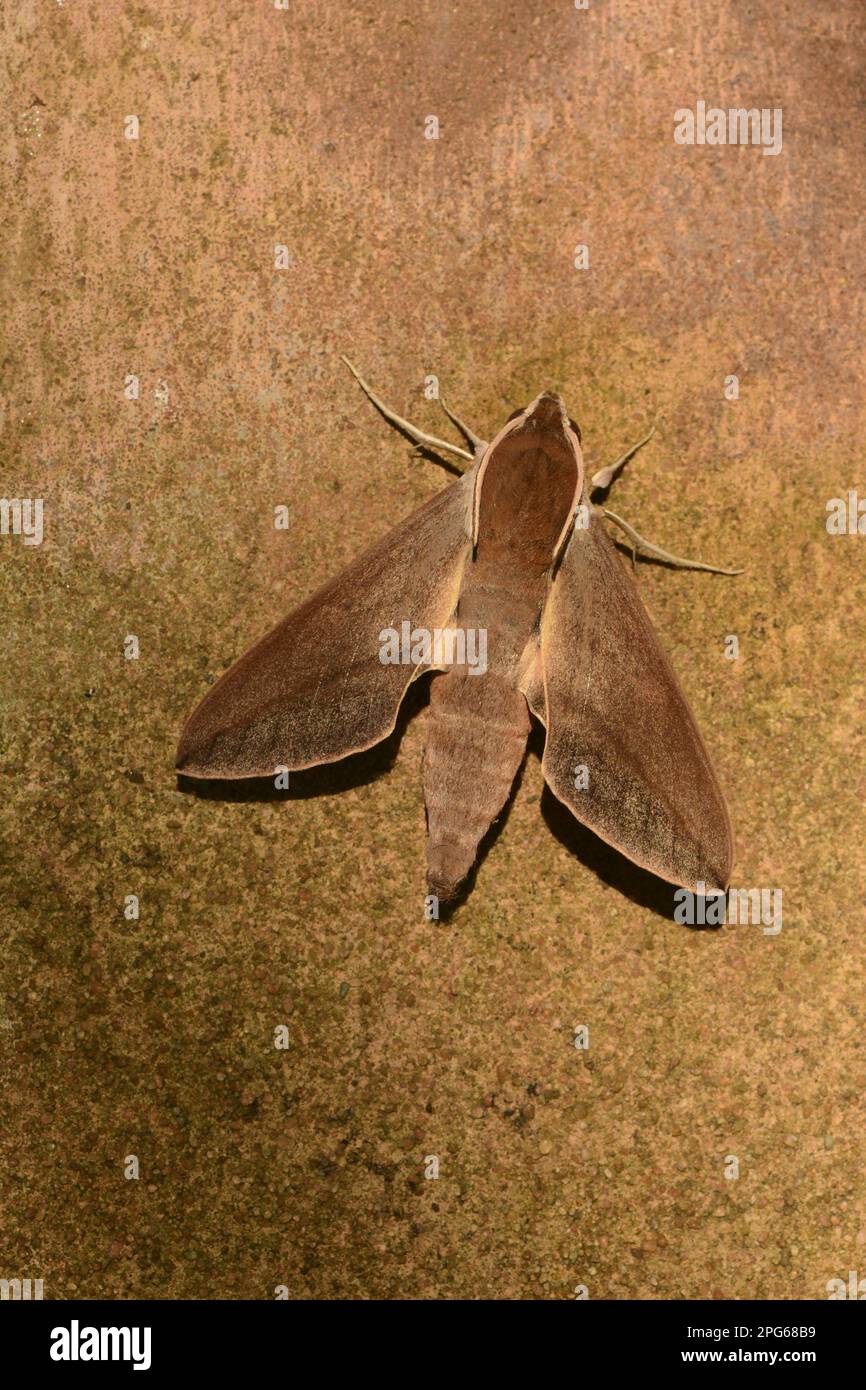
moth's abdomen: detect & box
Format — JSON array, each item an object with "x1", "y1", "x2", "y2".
[{"x1": 423, "y1": 668, "x2": 530, "y2": 903}]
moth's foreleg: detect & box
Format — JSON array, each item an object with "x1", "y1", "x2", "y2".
[
  {"x1": 591, "y1": 423, "x2": 656, "y2": 491},
  {"x1": 340, "y1": 355, "x2": 474, "y2": 470},
  {"x1": 602, "y1": 508, "x2": 745, "y2": 575}
]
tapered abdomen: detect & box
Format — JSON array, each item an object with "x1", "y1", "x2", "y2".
[
  {"x1": 424, "y1": 667, "x2": 530, "y2": 902},
  {"x1": 423, "y1": 400, "x2": 580, "y2": 903}
]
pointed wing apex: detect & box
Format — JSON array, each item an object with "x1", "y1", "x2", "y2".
[
  {"x1": 177, "y1": 471, "x2": 474, "y2": 778},
  {"x1": 538, "y1": 505, "x2": 734, "y2": 891}
]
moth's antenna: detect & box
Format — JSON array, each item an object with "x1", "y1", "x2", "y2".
[{"x1": 340, "y1": 356, "x2": 474, "y2": 466}]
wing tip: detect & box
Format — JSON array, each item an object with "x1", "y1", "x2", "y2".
[{"x1": 175, "y1": 723, "x2": 208, "y2": 777}]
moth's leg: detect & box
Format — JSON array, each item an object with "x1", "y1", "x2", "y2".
[
  {"x1": 602, "y1": 508, "x2": 745, "y2": 575},
  {"x1": 591, "y1": 424, "x2": 656, "y2": 491},
  {"x1": 341, "y1": 356, "x2": 474, "y2": 470},
  {"x1": 437, "y1": 395, "x2": 488, "y2": 459}
]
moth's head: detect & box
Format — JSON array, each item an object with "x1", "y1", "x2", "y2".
[{"x1": 507, "y1": 391, "x2": 582, "y2": 444}]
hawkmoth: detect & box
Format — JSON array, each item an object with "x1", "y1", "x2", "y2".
[{"x1": 177, "y1": 360, "x2": 740, "y2": 906}]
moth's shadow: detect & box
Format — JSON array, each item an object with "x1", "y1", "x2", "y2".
[
  {"x1": 533, "y1": 724, "x2": 717, "y2": 929},
  {"x1": 176, "y1": 690, "x2": 714, "y2": 932},
  {"x1": 175, "y1": 676, "x2": 432, "y2": 804},
  {"x1": 433, "y1": 724, "x2": 707, "y2": 927},
  {"x1": 540, "y1": 782, "x2": 675, "y2": 922}
]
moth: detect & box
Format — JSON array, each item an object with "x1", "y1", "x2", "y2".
[{"x1": 177, "y1": 359, "x2": 741, "y2": 905}]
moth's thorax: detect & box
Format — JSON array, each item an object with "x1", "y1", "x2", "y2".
[
  {"x1": 459, "y1": 399, "x2": 583, "y2": 671},
  {"x1": 474, "y1": 402, "x2": 582, "y2": 573}
]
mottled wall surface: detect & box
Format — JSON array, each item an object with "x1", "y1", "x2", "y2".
[{"x1": 1, "y1": 0, "x2": 865, "y2": 1299}]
